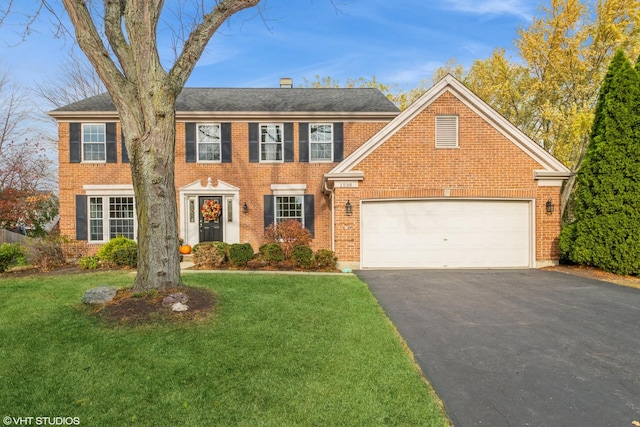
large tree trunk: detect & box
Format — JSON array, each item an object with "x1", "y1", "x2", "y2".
[
  {"x1": 59, "y1": 0, "x2": 262, "y2": 291},
  {"x1": 121, "y1": 90, "x2": 183, "y2": 291}
]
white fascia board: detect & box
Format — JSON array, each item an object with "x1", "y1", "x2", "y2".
[
  {"x1": 48, "y1": 110, "x2": 398, "y2": 123},
  {"x1": 48, "y1": 111, "x2": 120, "y2": 121},
  {"x1": 176, "y1": 111, "x2": 398, "y2": 122}
]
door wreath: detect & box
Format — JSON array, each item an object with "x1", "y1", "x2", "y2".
[{"x1": 201, "y1": 199, "x2": 222, "y2": 221}]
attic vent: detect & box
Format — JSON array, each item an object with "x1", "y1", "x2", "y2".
[
  {"x1": 435, "y1": 115, "x2": 458, "y2": 148},
  {"x1": 280, "y1": 77, "x2": 293, "y2": 88}
]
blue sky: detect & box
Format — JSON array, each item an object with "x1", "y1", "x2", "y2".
[{"x1": 0, "y1": 0, "x2": 537, "y2": 93}]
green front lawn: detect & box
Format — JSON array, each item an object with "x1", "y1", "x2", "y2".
[{"x1": 0, "y1": 271, "x2": 449, "y2": 426}]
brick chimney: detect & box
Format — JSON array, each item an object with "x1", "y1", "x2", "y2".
[{"x1": 279, "y1": 77, "x2": 293, "y2": 88}]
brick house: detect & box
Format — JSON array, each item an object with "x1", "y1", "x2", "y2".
[{"x1": 50, "y1": 75, "x2": 571, "y2": 269}]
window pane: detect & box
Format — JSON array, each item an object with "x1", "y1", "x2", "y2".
[
  {"x1": 310, "y1": 142, "x2": 332, "y2": 161},
  {"x1": 82, "y1": 124, "x2": 106, "y2": 161},
  {"x1": 109, "y1": 196, "x2": 135, "y2": 239},
  {"x1": 198, "y1": 143, "x2": 221, "y2": 161},
  {"x1": 260, "y1": 124, "x2": 283, "y2": 161},
  {"x1": 310, "y1": 124, "x2": 332, "y2": 142},
  {"x1": 198, "y1": 124, "x2": 220, "y2": 143},
  {"x1": 89, "y1": 197, "x2": 103, "y2": 241},
  {"x1": 261, "y1": 124, "x2": 282, "y2": 143},
  {"x1": 310, "y1": 124, "x2": 332, "y2": 161},
  {"x1": 197, "y1": 124, "x2": 221, "y2": 161},
  {"x1": 276, "y1": 196, "x2": 303, "y2": 224},
  {"x1": 261, "y1": 143, "x2": 282, "y2": 161}
]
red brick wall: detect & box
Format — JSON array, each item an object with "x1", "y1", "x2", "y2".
[
  {"x1": 57, "y1": 120, "x2": 387, "y2": 256},
  {"x1": 332, "y1": 91, "x2": 563, "y2": 265}
]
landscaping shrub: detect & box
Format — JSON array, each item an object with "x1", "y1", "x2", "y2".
[
  {"x1": 97, "y1": 236, "x2": 137, "y2": 267},
  {"x1": 263, "y1": 219, "x2": 312, "y2": 259},
  {"x1": 259, "y1": 243, "x2": 285, "y2": 265},
  {"x1": 0, "y1": 243, "x2": 25, "y2": 273},
  {"x1": 314, "y1": 249, "x2": 337, "y2": 271},
  {"x1": 77, "y1": 255, "x2": 100, "y2": 270},
  {"x1": 111, "y1": 245, "x2": 138, "y2": 268},
  {"x1": 229, "y1": 243, "x2": 254, "y2": 267},
  {"x1": 291, "y1": 245, "x2": 313, "y2": 269},
  {"x1": 25, "y1": 236, "x2": 65, "y2": 272},
  {"x1": 192, "y1": 242, "x2": 228, "y2": 269}
]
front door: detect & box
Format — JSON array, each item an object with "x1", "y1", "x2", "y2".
[{"x1": 199, "y1": 196, "x2": 223, "y2": 242}]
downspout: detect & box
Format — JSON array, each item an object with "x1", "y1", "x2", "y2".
[{"x1": 323, "y1": 177, "x2": 335, "y2": 252}]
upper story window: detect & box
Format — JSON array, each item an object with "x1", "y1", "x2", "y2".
[
  {"x1": 197, "y1": 123, "x2": 221, "y2": 162},
  {"x1": 435, "y1": 115, "x2": 459, "y2": 148},
  {"x1": 260, "y1": 124, "x2": 283, "y2": 162},
  {"x1": 82, "y1": 123, "x2": 106, "y2": 162},
  {"x1": 310, "y1": 124, "x2": 333, "y2": 162}
]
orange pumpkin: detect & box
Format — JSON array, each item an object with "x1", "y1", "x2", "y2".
[{"x1": 179, "y1": 245, "x2": 192, "y2": 255}]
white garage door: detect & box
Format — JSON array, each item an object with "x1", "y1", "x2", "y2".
[{"x1": 361, "y1": 199, "x2": 532, "y2": 268}]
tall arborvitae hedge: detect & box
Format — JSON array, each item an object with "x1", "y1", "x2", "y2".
[{"x1": 559, "y1": 50, "x2": 640, "y2": 274}]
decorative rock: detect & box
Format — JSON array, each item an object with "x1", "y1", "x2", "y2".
[
  {"x1": 162, "y1": 292, "x2": 189, "y2": 307},
  {"x1": 81, "y1": 286, "x2": 117, "y2": 305},
  {"x1": 171, "y1": 302, "x2": 189, "y2": 312}
]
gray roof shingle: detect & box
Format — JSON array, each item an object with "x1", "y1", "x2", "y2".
[{"x1": 52, "y1": 88, "x2": 400, "y2": 113}]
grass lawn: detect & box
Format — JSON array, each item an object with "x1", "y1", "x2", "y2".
[{"x1": 0, "y1": 271, "x2": 449, "y2": 426}]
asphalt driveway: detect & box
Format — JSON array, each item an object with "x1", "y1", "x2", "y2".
[{"x1": 356, "y1": 269, "x2": 640, "y2": 427}]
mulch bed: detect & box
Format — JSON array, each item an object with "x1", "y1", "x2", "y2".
[
  {"x1": 89, "y1": 286, "x2": 216, "y2": 325},
  {"x1": 543, "y1": 264, "x2": 640, "y2": 289}
]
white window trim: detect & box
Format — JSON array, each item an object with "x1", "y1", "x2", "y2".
[
  {"x1": 82, "y1": 123, "x2": 107, "y2": 163},
  {"x1": 87, "y1": 195, "x2": 137, "y2": 243},
  {"x1": 196, "y1": 123, "x2": 222, "y2": 164},
  {"x1": 435, "y1": 115, "x2": 459, "y2": 148},
  {"x1": 270, "y1": 184, "x2": 307, "y2": 196},
  {"x1": 309, "y1": 123, "x2": 334, "y2": 163},
  {"x1": 260, "y1": 123, "x2": 284, "y2": 163}
]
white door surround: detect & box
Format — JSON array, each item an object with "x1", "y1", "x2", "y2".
[{"x1": 178, "y1": 178, "x2": 240, "y2": 247}]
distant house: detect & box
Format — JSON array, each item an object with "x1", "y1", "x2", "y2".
[{"x1": 49, "y1": 75, "x2": 571, "y2": 269}]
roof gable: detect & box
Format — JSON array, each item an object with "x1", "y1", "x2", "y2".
[{"x1": 328, "y1": 74, "x2": 571, "y2": 176}]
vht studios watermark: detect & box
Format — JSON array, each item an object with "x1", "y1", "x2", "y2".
[{"x1": 3, "y1": 417, "x2": 80, "y2": 426}]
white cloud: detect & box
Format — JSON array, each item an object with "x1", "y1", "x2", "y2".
[{"x1": 441, "y1": 0, "x2": 533, "y2": 20}]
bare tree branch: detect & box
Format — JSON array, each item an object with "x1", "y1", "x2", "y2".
[{"x1": 169, "y1": 0, "x2": 261, "y2": 91}]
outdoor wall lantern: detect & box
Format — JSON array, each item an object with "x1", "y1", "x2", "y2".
[
  {"x1": 545, "y1": 198, "x2": 555, "y2": 214},
  {"x1": 345, "y1": 200, "x2": 353, "y2": 216},
  {"x1": 243, "y1": 202, "x2": 248, "y2": 214}
]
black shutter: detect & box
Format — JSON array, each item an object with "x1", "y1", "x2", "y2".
[
  {"x1": 221, "y1": 122, "x2": 232, "y2": 163},
  {"x1": 264, "y1": 195, "x2": 275, "y2": 229},
  {"x1": 121, "y1": 132, "x2": 130, "y2": 163},
  {"x1": 284, "y1": 122, "x2": 294, "y2": 162},
  {"x1": 333, "y1": 122, "x2": 344, "y2": 162},
  {"x1": 106, "y1": 123, "x2": 117, "y2": 163},
  {"x1": 249, "y1": 123, "x2": 259, "y2": 163},
  {"x1": 75, "y1": 195, "x2": 87, "y2": 240},
  {"x1": 299, "y1": 122, "x2": 309, "y2": 162},
  {"x1": 69, "y1": 123, "x2": 81, "y2": 163},
  {"x1": 304, "y1": 195, "x2": 315, "y2": 238},
  {"x1": 185, "y1": 122, "x2": 196, "y2": 163}
]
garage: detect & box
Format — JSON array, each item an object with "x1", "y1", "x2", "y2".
[{"x1": 361, "y1": 199, "x2": 533, "y2": 268}]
